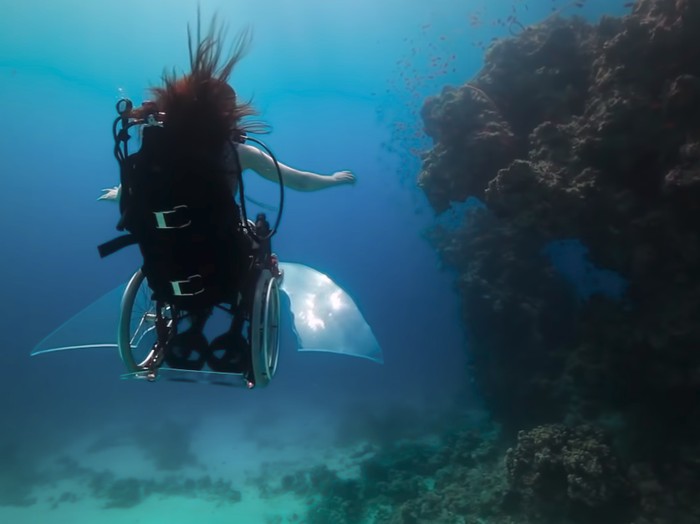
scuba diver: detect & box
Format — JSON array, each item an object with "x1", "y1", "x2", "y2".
[
  {"x1": 97, "y1": 15, "x2": 356, "y2": 383},
  {"x1": 98, "y1": 22, "x2": 355, "y2": 202}
]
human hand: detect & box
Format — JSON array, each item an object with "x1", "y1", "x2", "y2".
[
  {"x1": 98, "y1": 186, "x2": 120, "y2": 202},
  {"x1": 331, "y1": 170, "x2": 356, "y2": 186}
]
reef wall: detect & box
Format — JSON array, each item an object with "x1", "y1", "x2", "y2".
[{"x1": 418, "y1": 0, "x2": 700, "y2": 522}]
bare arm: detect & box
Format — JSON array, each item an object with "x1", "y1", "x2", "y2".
[
  {"x1": 98, "y1": 142, "x2": 356, "y2": 202},
  {"x1": 98, "y1": 185, "x2": 121, "y2": 202},
  {"x1": 236, "y1": 143, "x2": 355, "y2": 192}
]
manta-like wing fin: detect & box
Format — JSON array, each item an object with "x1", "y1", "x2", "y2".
[
  {"x1": 278, "y1": 262, "x2": 383, "y2": 364},
  {"x1": 31, "y1": 285, "x2": 126, "y2": 356},
  {"x1": 32, "y1": 263, "x2": 383, "y2": 365}
]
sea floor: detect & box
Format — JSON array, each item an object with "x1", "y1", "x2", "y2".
[{"x1": 0, "y1": 408, "x2": 377, "y2": 524}]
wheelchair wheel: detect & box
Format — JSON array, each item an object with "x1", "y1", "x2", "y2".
[
  {"x1": 249, "y1": 269, "x2": 280, "y2": 387},
  {"x1": 118, "y1": 269, "x2": 170, "y2": 374}
]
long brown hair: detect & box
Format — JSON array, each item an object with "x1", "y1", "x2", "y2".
[{"x1": 147, "y1": 12, "x2": 265, "y2": 154}]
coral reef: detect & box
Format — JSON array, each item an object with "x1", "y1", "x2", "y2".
[
  {"x1": 250, "y1": 420, "x2": 636, "y2": 524},
  {"x1": 505, "y1": 425, "x2": 631, "y2": 520},
  {"x1": 418, "y1": 0, "x2": 700, "y2": 522},
  {"x1": 251, "y1": 424, "x2": 512, "y2": 524}
]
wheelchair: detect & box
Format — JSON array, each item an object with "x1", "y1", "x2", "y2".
[
  {"x1": 104, "y1": 99, "x2": 287, "y2": 388},
  {"x1": 30, "y1": 99, "x2": 384, "y2": 382},
  {"x1": 117, "y1": 217, "x2": 282, "y2": 389}
]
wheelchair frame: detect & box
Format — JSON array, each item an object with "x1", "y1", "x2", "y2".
[
  {"x1": 117, "y1": 265, "x2": 281, "y2": 388},
  {"x1": 108, "y1": 99, "x2": 285, "y2": 388}
]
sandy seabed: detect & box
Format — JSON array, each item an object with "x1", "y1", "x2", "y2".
[{"x1": 0, "y1": 409, "x2": 368, "y2": 524}]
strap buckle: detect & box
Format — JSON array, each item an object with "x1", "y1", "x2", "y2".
[
  {"x1": 145, "y1": 113, "x2": 164, "y2": 127},
  {"x1": 154, "y1": 205, "x2": 191, "y2": 229},
  {"x1": 170, "y1": 274, "x2": 205, "y2": 297}
]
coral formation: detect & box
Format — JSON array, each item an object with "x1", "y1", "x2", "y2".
[
  {"x1": 417, "y1": 0, "x2": 700, "y2": 522},
  {"x1": 505, "y1": 424, "x2": 631, "y2": 520},
  {"x1": 251, "y1": 424, "x2": 510, "y2": 524}
]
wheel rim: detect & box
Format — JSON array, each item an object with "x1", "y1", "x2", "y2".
[
  {"x1": 262, "y1": 277, "x2": 280, "y2": 378},
  {"x1": 119, "y1": 270, "x2": 165, "y2": 373},
  {"x1": 251, "y1": 270, "x2": 281, "y2": 386}
]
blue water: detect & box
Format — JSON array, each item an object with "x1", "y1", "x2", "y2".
[{"x1": 0, "y1": 0, "x2": 631, "y2": 521}]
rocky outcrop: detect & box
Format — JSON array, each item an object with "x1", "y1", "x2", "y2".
[
  {"x1": 420, "y1": 1, "x2": 700, "y2": 522},
  {"x1": 505, "y1": 425, "x2": 631, "y2": 520}
]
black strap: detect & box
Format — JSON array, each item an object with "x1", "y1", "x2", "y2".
[{"x1": 98, "y1": 234, "x2": 137, "y2": 258}]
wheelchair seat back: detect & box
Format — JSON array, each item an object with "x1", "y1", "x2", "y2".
[{"x1": 120, "y1": 125, "x2": 250, "y2": 310}]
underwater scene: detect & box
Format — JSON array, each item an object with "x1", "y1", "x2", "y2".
[{"x1": 1, "y1": 0, "x2": 699, "y2": 522}]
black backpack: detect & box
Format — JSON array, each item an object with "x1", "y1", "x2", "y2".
[{"x1": 99, "y1": 124, "x2": 250, "y2": 310}]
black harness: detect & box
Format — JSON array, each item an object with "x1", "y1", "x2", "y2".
[{"x1": 99, "y1": 99, "x2": 284, "y2": 312}]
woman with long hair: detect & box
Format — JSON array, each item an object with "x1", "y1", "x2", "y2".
[
  {"x1": 97, "y1": 14, "x2": 357, "y2": 376},
  {"x1": 99, "y1": 13, "x2": 355, "y2": 203}
]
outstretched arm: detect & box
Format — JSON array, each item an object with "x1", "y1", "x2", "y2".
[
  {"x1": 98, "y1": 186, "x2": 121, "y2": 202},
  {"x1": 97, "y1": 143, "x2": 356, "y2": 201},
  {"x1": 236, "y1": 143, "x2": 355, "y2": 192}
]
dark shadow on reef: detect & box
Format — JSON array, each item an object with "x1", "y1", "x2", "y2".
[{"x1": 416, "y1": 0, "x2": 700, "y2": 522}]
